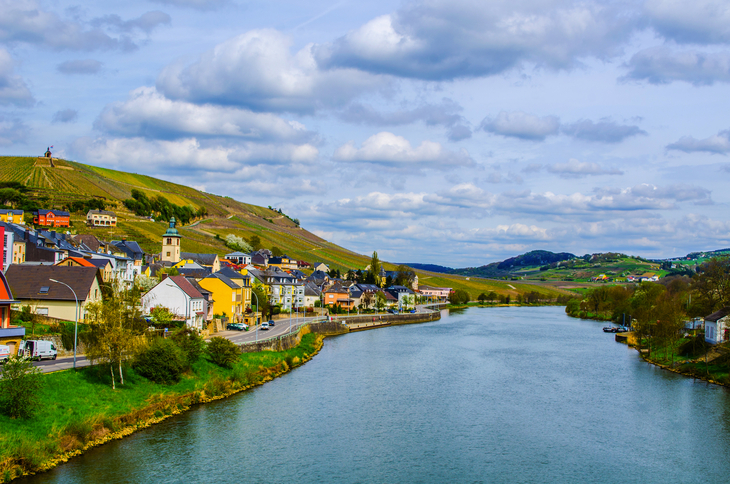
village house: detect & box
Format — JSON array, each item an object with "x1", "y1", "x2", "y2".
[
  {"x1": 198, "y1": 273, "x2": 246, "y2": 323},
  {"x1": 418, "y1": 286, "x2": 451, "y2": 302},
  {"x1": 268, "y1": 255, "x2": 298, "y2": 271},
  {"x1": 0, "y1": 209, "x2": 24, "y2": 225},
  {"x1": 142, "y1": 275, "x2": 207, "y2": 330},
  {"x1": 704, "y1": 307, "x2": 730, "y2": 345},
  {"x1": 5, "y1": 265, "x2": 103, "y2": 321},
  {"x1": 86, "y1": 209, "x2": 117, "y2": 227},
  {"x1": 110, "y1": 239, "x2": 145, "y2": 266},
  {"x1": 313, "y1": 262, "x2": 329, "y2": 272},
  {"x1": 322, "y1": 282, "x2": 354, "y2": 310},
  {"x1": 224, "y1": 251, "x2": 251, "y2": 265},
  {"x1": 303, "y1": 281, "x2": 321, "y2": 308},
  {"x1": 33, "y1": 209, "x2": 70, "y2": 228},
  {"x1": 181, "y1": 252, "x2": 220, "y2": 273},
  {"x1": 0, "y1": 271, "x2": 23, "y2": 356}
]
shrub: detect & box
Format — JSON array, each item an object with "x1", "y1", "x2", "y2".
[
  {"x1": 0, "y1": 356, "x2": 43, "y2": 419},
  {"x1": 170, "y1": 327, "x2": 206, "y2": 368},
  {"x1": 678, "y1": 334, "x2": 711, "y2": 358},
  {"x1": 207, "y1": 337, "x2": 240, "y2": 368},
  {"x1": 133, "y1": 338, "x2": 186, "y2": 384}
]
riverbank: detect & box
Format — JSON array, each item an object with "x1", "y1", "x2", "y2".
[{"x1": 0, "y1": 332, "x2": 325, "y2": 482}]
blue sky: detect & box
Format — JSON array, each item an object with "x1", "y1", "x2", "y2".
[{"x1": 2, "y1": 0, "x2": 730, "y2": 267}]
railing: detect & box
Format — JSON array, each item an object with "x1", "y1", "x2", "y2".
[{"x1": 238, "y1": 316, "x2": 329, "y2": 347}]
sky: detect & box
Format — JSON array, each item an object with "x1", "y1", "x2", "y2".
[{"x1": 2, "y1": 0, "x2": 730, "y2": 268}]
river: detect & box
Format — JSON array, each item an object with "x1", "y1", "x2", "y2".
[{"x1": 20, "y1": 307, "x2": 730, "y2": 483}]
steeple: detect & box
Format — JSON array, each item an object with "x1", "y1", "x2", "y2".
[{"x1": 161, "y1": 217, "x2": 181, "y2": 263}]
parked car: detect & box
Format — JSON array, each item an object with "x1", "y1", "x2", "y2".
[
  {"x1": 0, "y1": 345, "x2": 11, "y2": 363},
  {"x1": 226, "y1": 323, "x2": 249, "y2": 331},
  {"x1": 387, "y1": 309, "x2": 398, "y2": 314},
  {"x1": 268, "y1": 320, "x2": 275, "y2": 327},
  {"x1": 260, "y1": 322, "x2": 270, "y2": 330}
]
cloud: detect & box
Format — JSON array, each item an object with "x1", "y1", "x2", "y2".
[
  {"x1": 481, "y1": 111, "x2": 560, "y2": 141},
  {"x1": 546, "y1": 158, "x2": 623, "y2": 178},
  {"x1": 338, "y1": 98, "x2": 465, "y2": 128},
  {"x1": 56, "y1": 59, "x2": 103, "y2": 75},
  {"x1": 91, "y1": 11, "x2": 171, "y2": 34},
  {"x1": 0, "y1": 0, "x2": 132, "y2": 51},
  {"x1": 561, "y1": 119, "x2": 647, "y2": 143},
  {"x1": 644, "y1": 0, "x2": 730, "y2": 45},
  {"x1": 95, "y1": 86, "x2": 316, "y2": 142},
  {"x1": 314, "y1": 0, "x2": 637, "y2": 81},
  {"x1": 0, "y1": 49, "x2": 34, "y2": 106},
  {"x1": 157, "y1": 29, "x2": 384, "y2": 113},
  {"x1": 667, "y1": 129, "x2": 730, "y2": 154},
  {"x1": 623, "y1": 47, "x2": 730, "y2": 85},
  {"x1": 150, "y1": 0, "x2": 228, "y2": 10},
  {"x1": 471, "y1": 223, "x2": 551, "y2": 242},
  {"x1": 52, "y1": 109, "x2": 78, "y2": 123},
  {"x1": 0, "y1": 116, "x2": 28, "y2": 145},
  {"x1": 332, "y1": 132, "x2": 473, "y2": 169},
  {"x1": 72, "y1": 137, "x2": 319, "y2": 174}
]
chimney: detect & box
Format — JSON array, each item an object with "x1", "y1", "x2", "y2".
[{"x1": 161, "y1": 273, "x2": 169, "y2": 281}]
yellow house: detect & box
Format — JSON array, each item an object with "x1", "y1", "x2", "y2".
[
  {"x1": 12, "y1": 240, "x2": 25, "y2": 265},
  {"x1": 0, "y1": 209, "x2": 24, "y2": 224},
  {"x1": 198, "y1": 273, "x2": 245, "y2": 322}
]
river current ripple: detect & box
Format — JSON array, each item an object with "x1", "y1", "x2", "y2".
[{"x1": 20, "y1": 306, "x2": 730, "y2": 483}]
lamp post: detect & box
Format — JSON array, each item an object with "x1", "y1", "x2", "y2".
[
  {"x1": 251, "y1": 288, "x2": 259, "y2": 343},
  {"x1": 49, "y1": 278, "x2": 79, "y2": 369}
]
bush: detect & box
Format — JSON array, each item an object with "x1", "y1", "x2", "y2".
[
  {"x1": 678, "y1": 334, "x2": 711, "y2": 358},
  {"x1": 170, "y1": 327, "x2": 206, "y2": 368},
  {"x1": 133, "y1": 338, "x2": 186, "y2": 384},
  {"x1": 207, "y1": 337, "x2": 240, "y2": 368},
  {"x1": 0, "y1": 356, "x2": 43, "y2": 419},
  {"x1": 449, "y1": 289, "x2": 471, "y2": 305}
]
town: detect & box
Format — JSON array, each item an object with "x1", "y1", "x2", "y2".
[{"x1": 0, "y1": 207, "x2": 453, "y2": 360}]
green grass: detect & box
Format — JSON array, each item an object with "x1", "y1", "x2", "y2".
[{"x1": 0, "y1": 333, "x2": 320, "y2": 479}]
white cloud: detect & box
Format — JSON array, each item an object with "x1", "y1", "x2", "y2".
[
  {"x1": 157, "y1": 29, "x2": 384, "y2": 113},
  {"x1": 481, "y1": 111, "x2": 560, "y2": 140},
  {"x1": 333, "y1": 132, "x2": 473, "y2": 168},
  {"x1": 72, "y1": 137, "x2": 319, "y2": 174},
  {"x1": 546, "y1": 158, "x2": 623, "y2": 178},
  {"x1": 561, "y1": 119, "x2": 647, "y2": 142},
  {"x1": 95, "y1": 87, "x2": 315, "y2": 142},
  {"x1": 0, "y1": 48, "x2": 33, "y2": 106},
  {"x1": 315, "y1": 0, "x2": 637, "y2": 80},
  {"x1": 645, "y1": 0, "x2": 730, "y2": 44},
  {"x1": 623, "y1": 47, "x2": 730, "y2": 85},
  {"x1": 667, "y1": 129, "x2": 730, "y2": 154}
]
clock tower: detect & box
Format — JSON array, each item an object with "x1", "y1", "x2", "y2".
[{"x1": 161, "y1": 217, "x2": 181, "y2": 263}]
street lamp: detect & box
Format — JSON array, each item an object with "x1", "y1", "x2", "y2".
[
  {"x1": 251, "y1": 288, "x2": 259, "y2": 343},
  {"x1": 49, "y1": 278, "x2": 79, "y2": 369}
]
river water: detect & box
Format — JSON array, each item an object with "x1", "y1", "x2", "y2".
[{"x1": 20, "y1": 307, "x2": 730, "y2": 483}]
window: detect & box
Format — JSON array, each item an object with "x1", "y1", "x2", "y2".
[
  {"x1": 36, "y1": 308, "x2": 49, "y2": 316},
  {"x1": 166, "y1": 252, "x2": 171, "y2": 257},
  {"x1": 39, "y1": 286, "x2": 50, "y2": 295},
  {"x1": 167, "y1": 238, "x2": 171, "y2": 244}
]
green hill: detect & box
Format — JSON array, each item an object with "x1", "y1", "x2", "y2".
[{"x1": 0, "y1": 156, "x2": 568, "y2": 300}]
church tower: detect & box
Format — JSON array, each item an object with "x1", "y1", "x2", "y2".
[{"x1": 161, "y1": 217, "x2": 181, "y2": 263}]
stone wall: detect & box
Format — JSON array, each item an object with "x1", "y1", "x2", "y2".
[{"x1": 239, "y1": 320, "x2": 349, "y2": 353}]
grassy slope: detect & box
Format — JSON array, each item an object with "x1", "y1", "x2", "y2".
[
  {"x1": 0, "y1": 156, "x2": 568, "y2": 299},
  {"x1": 506, "y1": 256, "x2": 666, "y2": 282},
  {"x1": 0, "y1": 334, "x2": 321, "y2": 480}
]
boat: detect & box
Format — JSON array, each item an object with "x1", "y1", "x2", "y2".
[{"x1": 603, "y1": 326, "x2": 618, "y2": 333}]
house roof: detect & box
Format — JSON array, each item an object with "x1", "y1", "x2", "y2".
[
  {"x1": 216, "y1": 266, "x2": 244, "y2": 280},
  {"x1": 168, "y1": 276, "x2": 204, "y2": 299},
  {"x1": 304, "y1": 281, "x2": 321, "y2": 297},
  {"x1": 203, "y1": 272, "x2": 240, "y2": 289},
  {"x1": 0, "y1": 272, "x2": 18, "y2": 303},
  {"x1": 177, "y1": 267, "x2": 212, "y2": 278},
  {"x1": 705, "y1": 307, "x2": 730, "y2": 322},
  {"x1": 36, "y1": 209, "x2": 70, "y2": 217},
  {"x1": 5, "y1": 265, "x2": 101, "y2": 302},
  {"x1": 72, "y1": 234, "x2": 103, "y2": 253},
  {"x1": 181, "y1": 252, "x2": 219, "y2": 266},
  {"x1": 59, "y1": 256, "x2": 95, "y2": 267},
  {"x1": 87, "y1": 209, "x2": 116, "y2": 217},
  {"x1": 0, "y1": 209, "x2": 23, "y2": 215},
  {"x1": 111, "y1": 240, "x2": 144, "y2": 259},
  {"x1": 225, "y1": 251, "x2": 250, "y2": 258},
  {"x1": 323, "y1": 282, "x2": 348, "y2": 294},
  {"x1": 86, "y1": 258, "x2": 113, "y2": 269}
]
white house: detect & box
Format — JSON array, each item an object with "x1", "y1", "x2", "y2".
[
  {"x1": 142, "y1": 275, "x2": 207, "y2": 330},
  {"x1": 225, "y1": 251, "x2": 251, "y2": 265},
  {"x1": 313, "y1": 262, "x2": 329, "y2": 272},
  {"x1": 704, "y1": 307, "x2": 730, "y2": 345}
]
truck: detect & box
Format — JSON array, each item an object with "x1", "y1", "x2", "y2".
[
  {"x1": 18, "y1": 340, "x2": 58, "y2": 361},
  {"x1": 0, "y1": 344, "x2": 11, "y2": 363}
]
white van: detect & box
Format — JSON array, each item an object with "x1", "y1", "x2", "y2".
[
  {"x1": 0, "y1": 345, "x2": 11, "y2": 363},
  {"x1": 19, "y1": 340, "x2": 58, "y2": 361}
]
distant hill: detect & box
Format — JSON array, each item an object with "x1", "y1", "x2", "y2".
[
  {"x1": 403, "y1": 263, "x2": 454, "y2": 274},
  {"x1": 454, "y1": 250, "x2": 576, "y2": 278}
]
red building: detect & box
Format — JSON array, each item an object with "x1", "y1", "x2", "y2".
[{"x1": 34, "y1": 209, "x2": 71, "y2": 227}]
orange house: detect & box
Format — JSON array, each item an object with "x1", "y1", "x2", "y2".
[
  {"x1": 34, "y1": 209, "x2": 70, "y2": 228},
  {"x1": 322, "y1": 282, "x2": 354, "y2": 310}
]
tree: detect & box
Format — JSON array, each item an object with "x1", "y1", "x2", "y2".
[
  {"x1": 487, "y1": 291, "x2": 498, "y2": 303},
  {"x1": 271, "y1": 246, "x2": 283, "y2": 257},
  {"x1": 207, "y1": 337, "x2": 240, "y2": 368},
  {"x1": 83, "y1": 282, "x2": 147, "y2": 389},
  {"x1": 369, "y1": 251, "x2": 381, "y2": 286},
  {"x1": 133, "y1": 338, "x2": 186, "y2": 384},
  {"x1": 249, "y1": 235, "x2": 262, "y2": 251},
  {"x1": 402, "y1": 294, "x2": 415, "y2": 310},
  {"x1": 375, "y1": 291, "x2": 386, "y2": 311},
  {"x1": 0, "y1": 356, "x2": 43, "y2": 419},
  {"x1": 395, "y1": 265, "x2": 416, "y2": 288},
  {"x1": 252, "y1": 284, "x2": 270, "y2": 319},
  {"x1": 449, "y1": 289, "x2": 471, "y2": 305},
  {"x1": 691, "y1": 257, "x2": 730, "y2": 316},
  {"x1": 478, "y1": 293, "x2": 487, "y2": 304},
  {"x1": 225, "y1": 234, "x2": 253, "y2": 253}
]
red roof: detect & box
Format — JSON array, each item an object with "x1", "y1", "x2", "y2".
[
  {"x1": 0, "y1": 272, "x2": 14, "y2": 301},
  {"x1": 169, "y1": 276, "x2": 204, "y2": 299},
  {"x1": 61, "y1": 257, "x2": 95, "y2": 268}
]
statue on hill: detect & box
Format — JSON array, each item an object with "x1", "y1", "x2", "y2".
[{"x1": 44, "y1": 147, "x2": 52, "y2": 158}]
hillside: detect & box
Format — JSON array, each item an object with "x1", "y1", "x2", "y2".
[
  {"x1": 0, "y1": 156, "x2": 569, "y2": 300},
  {"x1": 454, "y1": 250, "x2": 576, "y2": 278}
]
